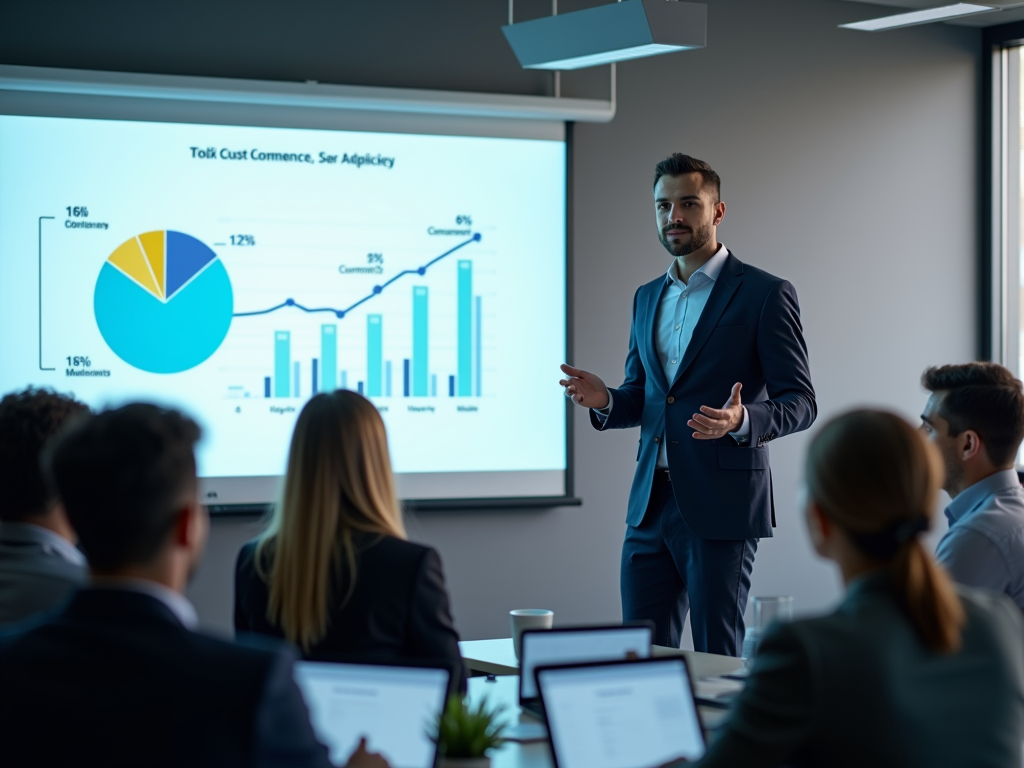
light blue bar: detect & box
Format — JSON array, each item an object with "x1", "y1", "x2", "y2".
[
  {"x1": 431, "y1": 373, "x2": 437, "y2": 397},
  {"x1": 293, "y1": 361, "x2": 300, "y2": 398},
  {"x1": 475, "y1": 296, "x2": 482, "y2": 397},
  {"x1": 321, "y1": 325, "x2": 337, "y2": 391},
  {"x1": 341, "y1": 370, "x2": 348, "y2": 389},
  {"x1": 458, "y1": 260, "x2": 472, "y2": 396},
  {"x1": 274, "y1": 331, "x2": 290, "y2": 398},
  {"x1": 413, "y1": 286, "x2": 428, "y2": 397},
  {"x1": 385, "y1": 360, "x2": 393, "y2": 397},
  {"x1": 367, "y1": 314, "x2": 383, "y2": 397}
]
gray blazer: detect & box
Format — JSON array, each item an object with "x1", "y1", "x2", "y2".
[
  {"x1": 695, "y1": 572, "x2": 1024, "y2": 768},
  {"x1": 0, "y1": 523, "x2": 87, "y2": 625}
]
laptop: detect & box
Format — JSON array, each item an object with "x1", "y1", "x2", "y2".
[
  {"x1": 518, "y1": 623, "x2": 653, "y2": 718},
  {"x1": 293, "y1": 659, "x2": 451, "y2": 768},
  {"x1": 536, "y1": 656, "x2": 707, "y2": 768}
]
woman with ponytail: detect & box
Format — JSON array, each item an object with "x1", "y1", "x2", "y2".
[{"x1": 681, "y1": 410, "x2": 1024, "y2": 768}]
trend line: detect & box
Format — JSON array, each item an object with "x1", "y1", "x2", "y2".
[{"x1": 233, "y1": 233, "x2": 481, "y2": 319}]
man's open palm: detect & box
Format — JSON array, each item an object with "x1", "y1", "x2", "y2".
[{"x1": 688, "y1": 382, "x2": 744, "y2": 439}]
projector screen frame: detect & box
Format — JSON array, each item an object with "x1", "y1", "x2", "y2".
[{"x1": 0, "y1": 66, "x2": 582, "y2": 515}]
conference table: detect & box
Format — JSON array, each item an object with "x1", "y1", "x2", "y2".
[{"x1": 458, "y1": 639, "x2": 744, "y2": 768}]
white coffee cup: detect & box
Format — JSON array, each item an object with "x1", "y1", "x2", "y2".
[{"x1": 510, "y1": 609, "x2": 554, "y2": 660}]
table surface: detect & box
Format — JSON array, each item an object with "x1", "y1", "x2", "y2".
[
  {"x1": 459, "y1": 637, "x2": 744, "y2": 679},
  {"x1": 459, "y1": 638, "x2": 744, "y2": 768}
]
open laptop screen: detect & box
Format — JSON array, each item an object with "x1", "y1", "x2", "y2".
[
  {"x1": 520, "y1": 625, "x2": 653, "y2": 701},
  {"x1": 537, "y1": 658, "x2": 706, "y2": 768},
  {"x1": 294, "y1": 661, "x2": 450, "y2": 768}
]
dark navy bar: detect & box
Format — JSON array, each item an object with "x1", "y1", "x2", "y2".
[
  {"x1": 403, "y1": 359, "x2": 410, "y2": 397},
  {"x1": 449, "y1": 375, "x2": 455, "y2": 397},
  {"x1": 264, "y1": 377, "x2": 271, "y2": 398},
  {"x1": 312, "y1": 359, "x2": 319, "y2": 395}
]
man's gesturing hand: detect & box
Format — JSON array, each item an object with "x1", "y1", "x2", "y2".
[
  {"x1": 688, "y1": 382, "x2": 744, "y2": 439},
  {"x1": 559, "y1": 364, "x2": 610, "y2": 409}
]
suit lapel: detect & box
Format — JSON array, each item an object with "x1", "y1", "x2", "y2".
[
  {"x1": 671, "y1": 253, "x2": 744, "y2": 387},
  {"x1": 639, "y1": 279, "x2": 669, "y2": 393}
]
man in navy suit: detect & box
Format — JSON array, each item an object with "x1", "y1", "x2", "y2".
[{"x1": 560, "y1": 154, "x2": 816, "y2": 654}]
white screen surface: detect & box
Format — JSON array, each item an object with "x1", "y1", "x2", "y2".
[
  {"x1": 0, "y1": 108, "x2": 567, "y2": 503},
  {"x1": 539, "y1": 660, "x2": 706, "y2": 768},
  {"x1": 520, "y1": 626, "x2": 652, "y2": 700},
  {"x1": 293, "y1": 661, "x2": 448, "y2": 768}
]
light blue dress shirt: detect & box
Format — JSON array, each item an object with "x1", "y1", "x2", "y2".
[
  {"x1": 595, "y1": 245, "x2": 748, "y2": 467},
  {"x1": 936, "y1": 469, "x2": 1024, "y2": 615}
]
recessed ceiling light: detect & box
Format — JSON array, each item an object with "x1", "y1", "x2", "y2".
[{"x1": 839, "y1": 3, "x2": 995, "y2": 32}]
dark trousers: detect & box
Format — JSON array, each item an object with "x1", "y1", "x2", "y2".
[{"x1": 621, "y1": 470, "x2": 757, "y2": 655}]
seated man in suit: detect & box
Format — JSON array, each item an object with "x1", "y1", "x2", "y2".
[
  {"x1": 0, "y1": 388, "x2": 89, "y2": 624},
  {"x1": 0, "y1": 402, "x2": 387, "y2": 768},
  {"x1": 920, "y1": 363, "x2": 1024, "y2": 613}
]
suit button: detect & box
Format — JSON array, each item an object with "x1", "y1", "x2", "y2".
[
  {"x1": 667, "y1": 396, "x2": 675, "y2": 404},
  {"x1": 654, "y1": 437, "x2": 660, "y2": 443}
]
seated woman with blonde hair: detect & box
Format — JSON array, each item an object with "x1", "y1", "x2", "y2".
[
  {"x1": 676, "y1": 410, "x2": 1024, "y2": 768},
  {"x1": 234, "y1": 390, "x2": 466, "y2": 690}
]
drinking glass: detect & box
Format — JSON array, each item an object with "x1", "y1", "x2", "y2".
[{"x1": 741, "y1": 596, "x2": 794, "y2": 661}]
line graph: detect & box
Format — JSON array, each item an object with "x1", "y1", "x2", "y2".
[{"x1": 233, "y1": 233, "x2": 481, "y2": 319}]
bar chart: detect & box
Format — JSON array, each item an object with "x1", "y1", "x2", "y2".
[{"x1": 249, "y1": 236, "x2": 486, "y2": 400}]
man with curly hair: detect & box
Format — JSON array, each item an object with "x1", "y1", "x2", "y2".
[{"x1": 0, "y1": 387, "x2": 90, "y2": 624}]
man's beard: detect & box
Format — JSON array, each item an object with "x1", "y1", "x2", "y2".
[
  {"x1": 940, "y1": 442, "x2": 964, "y2": 495},
  {"x1": 660, "y1": 220, "x2": 713, "y2": 257}
]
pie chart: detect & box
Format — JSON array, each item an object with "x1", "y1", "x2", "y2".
[{"x1": 94, "y1": 230, "x2": 234, "y2": 373}]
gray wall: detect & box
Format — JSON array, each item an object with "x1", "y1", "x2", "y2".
[{"x1": 2, "y1": 0, "x2": 982, "y2": 640}]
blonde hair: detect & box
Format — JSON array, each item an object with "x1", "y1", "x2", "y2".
[
  {"x1": 256, "y1": 391, "x2": 406, "y2": 652},
  {"x1": 806, "y1": 409, "x2": 965, "y2": 654}
]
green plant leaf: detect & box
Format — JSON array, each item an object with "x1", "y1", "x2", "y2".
[{"x1": 428, "y1": 695, "x2": 507, "y2": 758}]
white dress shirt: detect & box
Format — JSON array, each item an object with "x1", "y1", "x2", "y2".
[{"x1": 594, "y1": 244, "x2": 749, "y2": 467}]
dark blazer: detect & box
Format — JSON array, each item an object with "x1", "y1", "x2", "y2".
[
  {"x1": 0, "y1": 522, "x2": 86, "y2": 625},
  {"x1": 0, "y1": 588, "x2": 330, "y2": 768},
  {"x1": 235, "y1": 534, "x2": 466, "y2": 691},
  {"x1": 695, "y1": 574, "x2": 1024, "y2": 768},
  {"x1": 592, "y1": 251, "x2": 816, "y2": 539}
]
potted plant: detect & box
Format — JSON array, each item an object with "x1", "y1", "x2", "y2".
[{"x1": 430, "y1": 694, "x2": 507, "y2": 768}]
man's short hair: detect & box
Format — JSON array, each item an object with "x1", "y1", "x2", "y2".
[
  {"x1": 45, "y1": 403, "x2": 201, "y2": 572},
  {"x1": 922, "y1": 362, "x2": 1024, "y2": 466},
  {"x1": 653, "y1": 153, "x2": 721, "y2": 202},
  {"x1": 0, "y1": 388, "x2": 89, "y2": 522}
]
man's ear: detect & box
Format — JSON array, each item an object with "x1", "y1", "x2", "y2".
[
  {"x1": 713, "y1": 201, "x2": 726, "y2": 227},
  {"x1": 961, "y1": 430, "x2": 983, "y2": 462},
  {"x1": 172, "y1": 500, "x2": 202, "y2": 548}
]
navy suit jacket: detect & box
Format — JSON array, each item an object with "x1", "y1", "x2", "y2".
[
  {"x1": 592, "y1": 251, "x2": 815, "y2": 539},
  {"x1": 0, "y1": 588, "x2": 331, "y2": 768}
]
